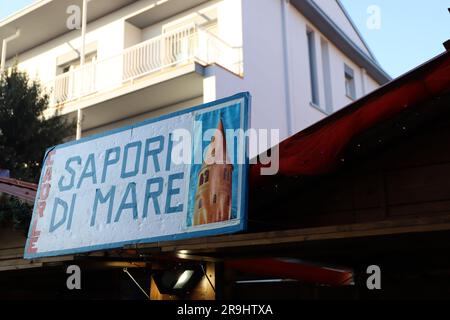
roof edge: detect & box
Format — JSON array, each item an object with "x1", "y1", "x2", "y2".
[
  {"x1": 291, "y1": 0, "x2": 391, "y2": 84},
  {"x1": 335, "y1": 0, "x2": 378, "y2": 62},
  {"x1": 0, "y1": 0, "x2": 52, "y2": 28}
]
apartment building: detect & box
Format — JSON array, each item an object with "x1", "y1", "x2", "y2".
[{"x1": 0, "y1": 0, "x2": 390, "y2": 146}]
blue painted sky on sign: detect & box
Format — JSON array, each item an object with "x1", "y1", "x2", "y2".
[{"x1": 187, "y1": 104, "x2": 241, "y2": 227}]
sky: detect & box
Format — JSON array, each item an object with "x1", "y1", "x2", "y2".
[
  {"x1": 0, "y1": 0, "x2": 34, "y2": 19},
  {"x1": 340, "y1": 0, "x2": 450, "y2": 78},
  {"x1": 1, "y1": 0, "x2": 449, "y2": 78}
]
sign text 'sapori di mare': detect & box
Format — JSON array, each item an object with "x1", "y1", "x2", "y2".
[{"x1": 25, "y1": 93, "x2": 250, "y2": 259}]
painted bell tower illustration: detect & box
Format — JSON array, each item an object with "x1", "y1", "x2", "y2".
[{"x1": 193, "y1": 118, "x2": 233, "y2": 226}]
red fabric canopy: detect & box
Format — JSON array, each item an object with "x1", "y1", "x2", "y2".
[
  {"x1": 227, "y1": 258, "x2": 353, "y2": 286},
  {"x1": 0, "y1": 177, "x2": 37, "y2": 202},
  {"x1": 251, "y1": 51, "x2": 450, "y2": 184}
]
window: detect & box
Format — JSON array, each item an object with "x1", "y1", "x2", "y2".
[
  {"x1": 321, "y1": 38, "x2": 333, "y2": 113},
  {"x1": 58, "y1": 52, "x2": 97, "y2": 75},
  {"x1": 198, "y1": 199, "x2": 202, "y2": 209},
  {"x1": 62, "y1": 65, "x2": 71, "y2": 74},
  {"x1": 199, "y1": 174, "x2": 204, "y2": 186},
  {"x1": 205, "y1": 170, "x2": 209, "y2": 183},
  {"x1": 344, "y1": 64, "x2": 356, "y2": 100},
  {"x1": 307, "y1": 29, "x2": 320, "y2": 106},
  {"x1": 213, "y1": 194, "x2": 217, "y2": 204}
]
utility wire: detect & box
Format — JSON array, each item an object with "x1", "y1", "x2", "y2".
[{"x1": 123, "y1": 267, "x2": 150, "y2": 300}]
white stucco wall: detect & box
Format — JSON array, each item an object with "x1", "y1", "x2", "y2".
[
  {"x1": 84, "y1": 97, "x2": 203, "y2": 137},
  {"x1": 217, "y1": 0, "x2": 243, "y2": 47},
  {"x1": 365, "y1": 73, "x2": 380, "y2": 93},
  {"x1": 285, "y1": 5, "x2": 325, "y2": 133},
  {"x1": 11, "y1": 0, "x2": 229, "y2": 84},
  {"x1": 204, "y1": 0, "x2": 290, "y2": 146},
  {"x1": 205, "y1": 0, "x2": 382, "y2": 145},
  {"x1": 15, "y1": 16, "x2": 126, "y2": 85},
  {"x1": 6, "y1": 0, "x2": 383, "y2": 144},
  {"x1": 312, "y1": 0, "x2": 373, "y2": 58},
  {"x1": 286, "y1": 2, "x2": 382, "y2": 130},
  {"x1": 124, "y1": 21, "x2": 142, "y2": 48}
]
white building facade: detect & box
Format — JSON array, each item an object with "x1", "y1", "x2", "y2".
[{"x1": 0, "y1": 0, "x2": 390, "y2": 145}]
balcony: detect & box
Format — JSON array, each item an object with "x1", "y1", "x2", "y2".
[{"x1": 46, "y1": 24, "x2": 242, "y2": 108}]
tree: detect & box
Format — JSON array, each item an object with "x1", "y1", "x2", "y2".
[
  {"x1": 0, "y1": 197, "x2": 33, "y2": 230},
  {"x1": 0, "y1": 66, "x2": 74, "y2": 182},
  {"x1": 0, "y1": 66, "x2": 75, "y2": 229}
]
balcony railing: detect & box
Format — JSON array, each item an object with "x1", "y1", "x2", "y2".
[{"x1": 47, "y1": 24, "x2": 243, "y2": 106}]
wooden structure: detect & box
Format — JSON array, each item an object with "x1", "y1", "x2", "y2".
[
  {"x1": 194, "y1": 118, "x2": 234, "y2": 226},
  {"x1": 0, "y1": 50, "x2": 450, "y2": 299}
]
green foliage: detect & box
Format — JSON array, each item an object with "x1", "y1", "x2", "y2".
[
  {"x1": 0, "y1": 195, "x2": 32, "y2": 231},
  {"x1": 0, "y1": 66, "x2": 75, "y2": 183},
  {"x1": 0, "y1": 66, "x2": 75, "y2": 230}
]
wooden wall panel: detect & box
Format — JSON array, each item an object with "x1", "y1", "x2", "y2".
[{"x1": 253, "y1": 104, "x2": 450, "y2": 229}]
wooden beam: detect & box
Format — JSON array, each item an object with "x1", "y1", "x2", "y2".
[
  {"x1": 2, "y1": 215, "x2": 450, "y2": 271},
  {"x1": 0, "y1": 262, "x2": 43, "y2": 272},
  {"x1": 0, "y1": 247, "x2": 24, "y2": 261},
  {"x1": 137, "y1": 214, "x2": 450, "y2": 253},
  {"x1": 0, "y1": 254, "x2": 75, "y2": 272}
]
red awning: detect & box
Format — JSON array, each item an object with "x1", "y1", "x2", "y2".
[
  {"x1": 251, "y1": 51, "x2": 450, "y2": 185},
  {"x1": 226, "y1": 258, "x2": 353, "y2": 286},
  {"x1": 0, "y1": 177, "x2": 37, "y2": 203}
]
